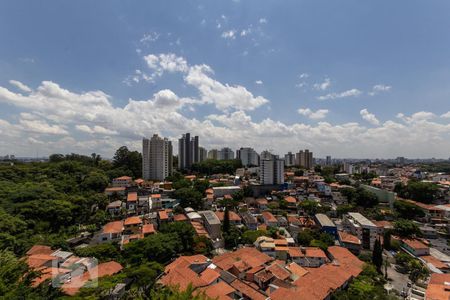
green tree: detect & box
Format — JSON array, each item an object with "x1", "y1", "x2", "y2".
[
  {"x1": 223, "y1": 206, "x2": 230, "y2": 234},
  {"x1": 393, "y1": 219, "x2": 420, "y2": 238},
  {"x1": 112, "y1": 146, "x2": 142, "y2": 178},
  {"x1": 159, "y1": 222, "x2": 195, "y2": 253},
  {"x1": 372, "y1": 238, "x2": 383, "y2": 273},
  {"x1": 241, "y1": 230, "x2": 268, "y2": 244},
  {"x1": 408, "y1": 259, "x2": 429, "y2": 283},
  {"x1": 297, "y1": 229, "x2": 315, "y2": 246},
  {"x1": 173, "y1": 188, "x2": 204, "y2": 209},
  {"x1": 394, "y1": 200, "x2": 425, "y2": 219},
  {"x1": 74, "y1": 243, "x2": 121, "y2": 262}
]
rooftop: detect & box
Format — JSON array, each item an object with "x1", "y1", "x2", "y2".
[
  {"x1": 347, "y1": 212, "x2": 376, "y2": 227},
  {"x1": 315, "y1": 213, "x2": 336, "y2": 228}
]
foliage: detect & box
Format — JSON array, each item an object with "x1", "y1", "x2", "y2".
[
  {"x1": 112, "y1": 146, "x2": 142, "y2": 179},
  {"x1": 332, "y1": 264, "x2": 393, "y2": 300},
  {"x1": 372, "y1": 238, "x2": 383, "y2": 273},
  {"x1": 173, "y1": 187, "x2": 204, "y2": 209},
  {"x1": 191, "y1": 159, "x2": 243, "y2": 175},
  {"x1": 123, "y1": 233, "x2": 182, "y2": 265},
  {"x1": 394, "y1": 200, "x2": 425, "y2": 219},
  {"x1": 193, "y1": 235, "x2": 213, "y2": 255},
  {"x1": 159, "y1": 222, "x2": 195, "y2": 253},
  {"x1": 223, "y1": 225, "x2": 241, "y2": 249},
  {"x1": 298, "y1": 199, "x2": 319, "y2": 215},
  {"x1": 341, "y1": 187, "x2": 378, "y2": 208},
  {"x1": 241, "y1": 230, "x2": 268, "y2": 244},
  {"x1": 393, "y1": 219, "x2": 420, "y2": 238},
  {"x1": 0, "y1": 250, "x2": 62, "y2": 299},
  {"x1": 297, "y1": 229, "x2": 315, "y2": 246},
  {"x1": 74, "y1": 243, "x2": 121, "y2": 263},
  {"x1": 336, "y1": 204, "x2": 354, "y2": 217},
  {"x1": 394, "y1": 180, "x2": 439, "y2": 204}
]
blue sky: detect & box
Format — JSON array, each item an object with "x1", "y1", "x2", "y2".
[{"x1": 0, "y1": 0, "x2": 449, "y2": 158}]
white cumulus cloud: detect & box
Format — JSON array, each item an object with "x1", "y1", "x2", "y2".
[
  {"x1": 298, "y1": 108, "x2": 329, "y2": 120},
  {"x1": 317, "y1": 89, "x2": 362, "y2": 100},
  {"x1": 360, "y1": 109, "x2": 380, "y2": 125}
]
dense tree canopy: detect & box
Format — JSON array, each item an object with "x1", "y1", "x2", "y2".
[
  {"x1": 191, "y1": 159, "x2": 243, "y2": 175},
  {"x1": 394, "y1": 180, "x2": 439, "y2": 204}
]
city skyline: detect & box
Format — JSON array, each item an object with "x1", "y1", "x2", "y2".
[{"x1": 1, "y1": 1, "x2": 450, "y2": 158}]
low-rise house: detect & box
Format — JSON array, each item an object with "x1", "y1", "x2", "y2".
[
  {"x1": 241, "y1": 211, "x2": 258, "y2": 230},
  {"x1": 150, "y1": 194, "x2": 162, "y2": 210},
  {"x1": 425, "y1": 273, "x2": 450, "y2": 300},
  {"x1": 98, "y1": 221, "x2": 123, "y2": 243},
  {"x1": 198, "y1": 210, "x2": 222, "y2": 240},
  {"x1": 215, "y1": 210, "x2": 242, "y2": 226},
  {"x1": 261, "y1": 211, "x2": 278, "y2": 227},
  {"x1": 126, "y1": 192, "x2": 137, "y2": 213},
  {"x1": 277, "y1": 216, "x2": 288, "y2": 227},
  {"x1": 400, "y1": 238, "x2": 430, "y2": 257},
  {"x1": 112, "y1": 176, "x2": 132, "y2": 188},
  {"x1": 173, "y1": 213, "x2": 189, "y2": 223},
  {"x1": 256, "y1": 198, "x2": 268, "y2": 210},
  {"x1": 123, "y1": 216, "x2": 142, "y2": 234},
  {"x1": 343, "y1": 212, "x2": 378, "y2": 250},
  {"x1": 338, "y1": 230, "x2": 361, "y2": 255},
  {"x1": 106, "y1": 200, "x2": 123, "y2": 215},
  {"x1": 284, "y1": 196, "x2": 297, "y2": 208},
  {"x1": 104, "y1": 187, "x2": 126, "y2": 197},
  {"x1": 315, "y1": 213, "x2": 337, "y2": 238},
  {"x1": 142, "y1": 224, "x2": 156, "y2": 237},
  {"x1": 288, "y1": 247, "x2": 328, "y2": 267},
  {"x1": 421, "y1": 255, "x2": 450, "y2": 273}
]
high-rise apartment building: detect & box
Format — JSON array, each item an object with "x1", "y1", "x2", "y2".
[
  {"x1": 260, "y1": 158, "x2": 284, "y2": 185},
  {"x1": 284, "y1": 152, "x2": 296, "y2": 167},
  {"x1": 236, "y1": 147, "x2": 259, "y2": 166},
  {"x1": 260, "y1": 150, "x2": 275, "y2": 160},
  {"x1": 218, "y1": 147, "x2": 235, "y2": 160},
  {"x1": 199, "y1": 147, "x2": 208, "y2": 162},
  {"x1": 208, "y1": 149, "x2": 218, "y2": 160},
  {"x1": 178, "y1": 133, "x2": 199, "y2": 170},
  {"x1": 142, "y1": 134, "x2": 173, "y2": 181},
  {"x1": 326, "y1": 155, "x2": 332, "y2": 166},
  {"x1": 296, "y1": 149, "x2": 314, "y2": 169}
]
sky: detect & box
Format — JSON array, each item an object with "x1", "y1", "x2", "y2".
[{"x1": 0, "y1": 0, "x2": 450, "y2": 159}]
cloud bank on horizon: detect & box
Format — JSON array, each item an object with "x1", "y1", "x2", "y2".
[{"x1": 0, "y1": 1, "x2": 449, "y2": 158}]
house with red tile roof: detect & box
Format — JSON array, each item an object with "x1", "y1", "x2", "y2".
[
  {"x1": 98, "y1": 220, "x2": 124, "y2": 243},
  {"x1": 271, "y1": 246, "x2": 364, "y2": 300},
  {"x1": 123, "y1": 216, "x2": 142, "y2": 234},
  {"x1": 338, "y1": 230, "x2": 362, "y2": 255},
  {"x1": 401, "y1": 238, "x2": 430, "y2": 256},
  {"x1": 287, "y1": 247, "x2": 328, "y2": 267},
  {"x1": 112, "y1": 176, "x2": 132, "y2": 187},
  {"x1": 62, "y1": 261, "x2": 123, "y2": 296},
  {"x1": 425, "y1": 273, "x2": 450, "y2": 300},
  {"x1": 261, "y1": 211, "x2": 278, "y2": 227},
  {"x1": 215, "y1": 210, "x2": 242, "y2": 225}
]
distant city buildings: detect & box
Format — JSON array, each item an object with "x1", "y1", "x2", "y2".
[
  {"x1": 218, "y1": 147, "x2": 235, "y2": 160},
  {"x1": 326, "y1": 155, "x2": 332, "y2": 166},
  {"x1": 178, "y1": 133, "x2": 199, "y2": 170},
  {"x1": 284, "y1": 152, "x2": 296, "y2": 167},
  {"x1": 199, "y1": 147, "x2": 208, "y2": 162},
  {"x1": 142, "y1": 134, "x2": 173, "y2": 181},
  {"x1": 207, "y1": 149, "x2": 218, "y2": 160},
  {"x1": 236, "y1": 147, "x2": 259, "y2": 166},
  {"x1": 260, "y1": 150, "x2": 275, "y2": 160},
  {"x1": 260, "y1": 157, "x2": 284, "y2": 185},
  {"x1": 296, "y1": 149, "x2": 314, "y2": 169}
]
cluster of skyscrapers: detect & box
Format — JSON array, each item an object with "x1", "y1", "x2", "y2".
[{"x1": 142, "y1": 132, "x2": 317, "y2": 183}]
